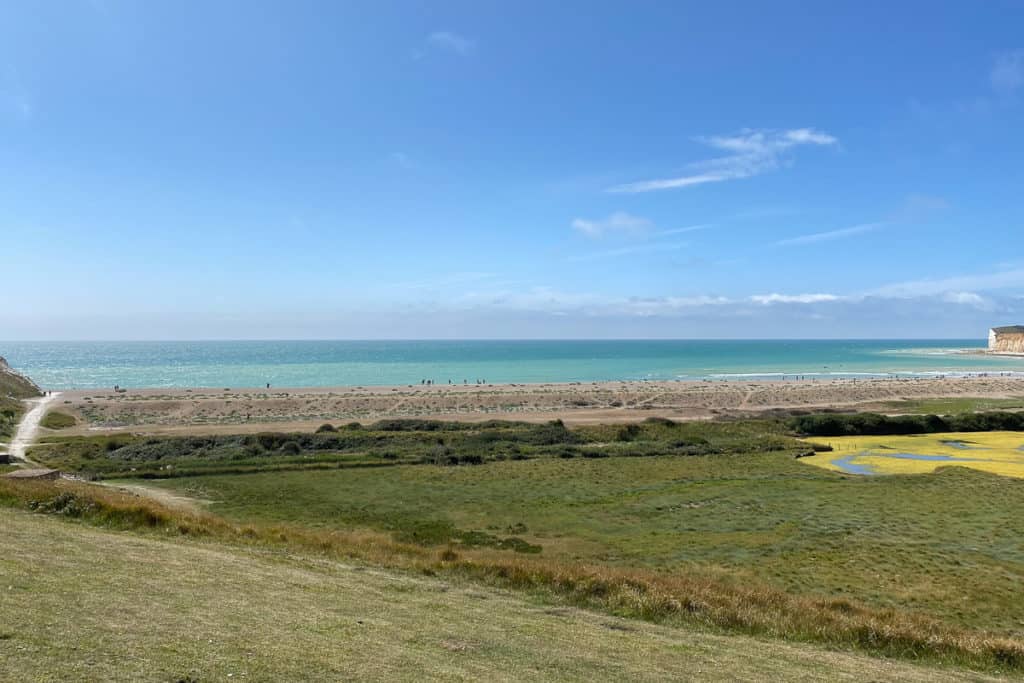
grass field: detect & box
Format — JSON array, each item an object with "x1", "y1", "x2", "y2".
[
  {"x1": 802, "y1": 431, "x2": 1024, "y2": 477},
  {"x1": 138, "y1": 445, "x2": 1024, "y2": 638},
  {"x1": 3, "y1": 509, "x2": 998, "y2": 682},
  {"x1": 19, "y1": 414, "x2": 1024, "y2": 675}
]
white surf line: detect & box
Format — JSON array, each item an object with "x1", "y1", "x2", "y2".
[{"x1": 8, "y1": 392, "x2": 61, "y2": 465}]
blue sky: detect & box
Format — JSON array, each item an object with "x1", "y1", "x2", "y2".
[{"x1": 2, "y1": 1, "x2": 1023, "y2": 339}]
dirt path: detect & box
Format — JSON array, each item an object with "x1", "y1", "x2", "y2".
[
  {"x1": 8, "y1": 393, "x2": 61, "y2": 465},
  {"x1": 96, "y1": 481, "x2": 210, "y2": 513}
]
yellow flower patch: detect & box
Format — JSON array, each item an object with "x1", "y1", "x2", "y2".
[{"x1": 799, "y1": 431, "x2": 1024, "y2": 478}]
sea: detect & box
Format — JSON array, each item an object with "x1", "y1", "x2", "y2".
[{"x1": 2, "y1": 340, "x2": 1024, "y2": 391}]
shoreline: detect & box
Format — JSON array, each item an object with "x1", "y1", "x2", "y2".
[
  {"x1": 38, "y1": 368, "x2": 1024, "y2": 396},
  {"x1": 50, "y1": 371, "x2": 1024, "y2": 395},
  {"x1": 48, "y1": 375, "x2": 1024, "y2": 434}
]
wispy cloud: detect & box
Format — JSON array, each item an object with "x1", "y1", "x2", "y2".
[
  {"x1": 567, "y1": 241, "x2": 689, "y2": 262},
  {"x1": 607, "y1": 128, "x2": 837, "y2": 194},
  {"x1": 653, "y1": 224, "x2": 710, "y2": 237},
  {"x1": 871, "y1": 267, "x2": 1024, "y2": 298},
  {"x1": 570, "y1": 212, "x2": 709, "y2": 241},
  {"x1": 426, "y1": 31, "x2": 476, "y2": 56},
  {"x1": 571, "y1": 211, "x2": 650, "y2": 238},
  {"x1": 942, "y1": 291, "x2": 995, "y2": 311},
  {"x1": 750, "y1": 293, "x2": 841, "y2": 305},
  {"x1": 991, "y1": 49, "x2": 1024, "y2": 94},
  {"x1": 775, "y1": 222, "x2": 885, "y2": 247}
]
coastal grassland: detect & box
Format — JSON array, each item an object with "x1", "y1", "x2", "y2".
[
  {"x1": 22, "y1": 415, "x2": 1024, "y2": 671},
  {"x1": 138, "y1": 445, "x2": 1024, "y2": 639},
  {"x1": 0, "y1": 509, "x2": 997, "y2": 682},
  {"x1": 39, "y1": 409, "x2": 77, "y2": 430},
  {"x1": 1, "y1": 479, "x2": 1022, "y2": 676},
  {"x1": 28, "y1": 417, "x2": 796, "y2": 479},
  {"x1": 801, "y1": 431, "x2": 1024, "y2": 477}
]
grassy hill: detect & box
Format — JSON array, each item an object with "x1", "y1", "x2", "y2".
[
  {"x1": 0, "y1": 358, "x2": 41, "y2": 441},
  {"x1": 0, "y1": 357, "x2": 41, "y2": 399},
  {"x1": 0, "y1": 507, "x2": 1001, "y2": 682}
]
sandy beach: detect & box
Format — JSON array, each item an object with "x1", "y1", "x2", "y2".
[{"x1": 48, "y1": 375, "x2": 1024, "y2": 436}]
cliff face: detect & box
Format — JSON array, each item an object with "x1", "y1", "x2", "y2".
[
  {"x1": 0, "y1": 357, "x2": 42, "y2": 398},
  {"x1": 989, "y1": 332, "x2": 1024, "y2": 354}
]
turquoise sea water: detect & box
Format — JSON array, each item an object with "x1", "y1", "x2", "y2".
[{"x1": 2, "y1": 340, "x2": 1023, "y2": 390}]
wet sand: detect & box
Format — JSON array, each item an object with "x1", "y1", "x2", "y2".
[{"x1": 49, "y1": 375, "x2": 1024, "y2": 436}]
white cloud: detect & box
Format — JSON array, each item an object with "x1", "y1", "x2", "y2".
[
  {"x1": 427, "y1": 31, "x2": 476, "y2": 56},
  {"x1": 654, "y1": 224, "x2": 710, "y2": 237},
  {"x1": 942, "y1": 291, "x2": 995, "y2": 311},
  {"x1": 775, "y1": 222, "x2": 885, "y2": 246},
  {"x1": 991, "y1": 49, "x2": 1024, "y2": 94},
  {"x1": 571, "y1": 211, "x2": 651, "y2": 238},
  {"x1": 750, "y1": 293, "x2": 842, "y2": 305},
  {"x1": 872, "y1": 268, "x2": 1024, "y2": 298},
  {"x1": 607, "y1": 128, "x2": 837, "y2": 194}
]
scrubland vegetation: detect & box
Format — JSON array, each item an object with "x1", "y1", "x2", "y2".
[
  {"x1": 0, "y1": 397, "x2": 21, "y2": 440},
  {"x1": 39, "y1": 409, "x2": 77, "y2": 430},
  {"x1": 28, "y1": 417, "x2": 793, "y2": 479},
  {"x1": 792, "y1": 410, "x2": 1024, "y2": 436},
  {"x1": 0, "y1": 365, "x2": 40, "y2": 440}
]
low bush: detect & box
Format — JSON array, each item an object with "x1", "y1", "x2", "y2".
[
  {"x1": 40, "y1": 409, "x2": 76, "y2": 430},
  {"x1": 791, "y1": 411, "x2": 1024, "y2": 437}
]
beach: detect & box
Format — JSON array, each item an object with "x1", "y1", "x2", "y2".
[{"x1": 52, "y1": 375, "x2": 1024, "y2": 435}]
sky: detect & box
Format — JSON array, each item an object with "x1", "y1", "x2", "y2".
[{"x1": 2, "y1": 1, "x2": 1023, "y2": 340}]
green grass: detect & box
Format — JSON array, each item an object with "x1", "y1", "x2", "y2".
[
  {"x1": 22, "y1": 415, "x2": 1024, "y2": 672},
  {"x1": 144, "y1": 449, "x2": 1024, "y2": 638},
  {"x1": 2, "y1": 509, "x2": 993, "y2": 682},
  {"x1": 5, "y1": 479, "x2": 1024, "y2": 675},
  {"x1": 39, "y1": 410, "x2": 77, "y2": 430}
]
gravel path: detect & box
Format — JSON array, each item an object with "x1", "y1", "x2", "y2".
[{"x1": 9, "y1": 393, "x2": 61, "y2": 464}]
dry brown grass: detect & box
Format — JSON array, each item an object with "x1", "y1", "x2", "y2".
[
  {"x1": 2, "y1": 477, "x2": 1023, "y2": 674},
  {"x1": 5, "y1": 508, "x2": 999, "y2": 682}
]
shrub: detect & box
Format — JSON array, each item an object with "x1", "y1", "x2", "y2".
[
  {"x1": 616, "y1": 424, "x2": 642, "y2": 442},
  {"x1": 41, "y1": 411, "x2": 78, "y2": 430},
  {"x1": 315, "y1": 423, "x2": 337, "y2": 433},
  {"x1": 791, "y1": 410, "x2": 1024, "y2": 437}
]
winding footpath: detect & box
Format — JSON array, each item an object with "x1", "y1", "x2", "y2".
[{"x1": 8, "y1": 393, "x2": 61, "y2": 465}]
